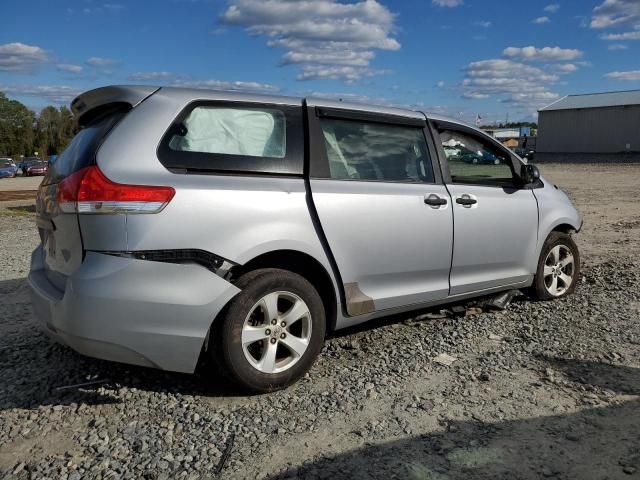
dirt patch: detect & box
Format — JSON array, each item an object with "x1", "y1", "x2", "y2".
[{"x1": 0, "y1": 191, "x2": 37, "y2": 202}]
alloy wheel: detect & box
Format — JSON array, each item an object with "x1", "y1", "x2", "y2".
[
  {"x1": 241, "y1": 291, "x2": 312, "y2": 374},
  {"x1": 543, "y1": 245, "x2": 575, "y2": 297}
]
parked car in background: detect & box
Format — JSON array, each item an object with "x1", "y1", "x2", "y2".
[
  {"x1": 0, "y1": 158, "x2": 18, "y2": 178},
  {"x1": 22, "y1": 159, "x2": 48, "y2": 176},
  {"x1": 29, "y1": 85, "x2": 582, "y2": 393},
  {"x1": 456, "y1": 147, "x2": 503, "y2": 165}
]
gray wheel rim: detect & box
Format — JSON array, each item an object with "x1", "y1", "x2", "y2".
[
  {"x1": 543, "y1": 245, "x2": 575, "y2": 297},
  {"x1": 241, "y1": 291, "x2": 312, "y2": 374}
]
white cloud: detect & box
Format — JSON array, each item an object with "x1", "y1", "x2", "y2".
[
  {"x1": 544, "y1": 4, "x2": 560, "y2": 13},
  {"x1": 220, "y1": 0, "x2": 400, "y2": 82},
  {"x1": 0, "y1": 42, "x2": 48, "y2": 72},
  {"x1": 591, "y1": 0, "x2": 640, "y2": 28},
  {"x1": 308, "y1": 90, "x2": 452, "y2": 115},
  {"x1": 461, "y1": 45, "x2": 583, "y2": 111},
  {"x1": 86, "y1": 56, "x2": 118, "y2": 67},
  {"x1": 606, "y1": 70, "x2": 640, "y2": 80},
  {"x1": 474, "y1": 20, "x2": 492, "y2": 28},
  {"x1": 0, "y1": 84, "x2": 83, "y2": 104},
  {"x1": 56, "y1": 63, "x2": 83, "y2": 74},
  {"x1": 72, "y1": 3, "x2": 125, "y2": 14},
  {"x1": 297, "y1": 64, "x2": 387, "y2": 81},
  {"x1": 532, "y1": 16, "x2": 551, "y2": 24},
  {"x1": 436, "y1": 80, "x2": 445, "y2": 88},
  {"x1": 608, "y1": 43, "x2": 628, "y2": 49},
  {"x1": 281, "y1": 49, "x2": 374, "y2": 67},
  {"x1": 126, "y1": 72, "x2": 280, "y2": 93},
  {"x1": 432, "y1": 0, "x2": 463, "y2": 7},
  {"x1": 461, "y1": 59, "x2": 560, "y2": 112},
  {"x1": 601, "y1": 30, "x2": 640, "y2": 40},
  {"x1": 129, "y1": 71, "x2": 174, "y2": 81},
  {"x1": 503, "y1": 46, "x2": 583, "y2": 62},
  {"x1": 172, "y1": 78, "x2": 280, "y2": 94},
  {"x1": 553, "y1": 63, "x2": 578, "y2": 74}
]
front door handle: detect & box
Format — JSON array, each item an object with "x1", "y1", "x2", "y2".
[
  {"x1": 456, "y1": 195, "x2": 478, "y2": 207},
  {"x1": 424, "y1": 194, "x2": 448, "y2": 207}
]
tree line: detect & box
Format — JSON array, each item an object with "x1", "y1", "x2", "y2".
[{"x1": 0, "y1": 91, "x2": 77, "y2": 159}]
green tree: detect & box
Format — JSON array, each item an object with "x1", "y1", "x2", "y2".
[
  {"x1": 0, "y1": 92, "x2": 36, "y2": 157},
  {"x1": 58, "y1": 106, "x2": 77, "y2": 151},
  {"x1": 0, "y1": 92, "x2": 79, "y2": 158},
  {"x1": 36, "y1": 106, "x2": 62, "y2": 156}
]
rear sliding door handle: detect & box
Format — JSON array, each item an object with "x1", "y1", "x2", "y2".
[{"x1": 424, "y1": 194, "x2": 448, "y2": 208}]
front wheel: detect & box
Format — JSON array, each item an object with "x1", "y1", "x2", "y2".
[
  {"x1": 212, "y1": 268, "x2": 326, "y2": 393},
  {"x1": 532, "y1": 232, "x2": 580, "y2": 300}
]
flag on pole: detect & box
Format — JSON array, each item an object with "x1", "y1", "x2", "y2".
[{"x1": 475, "y1": 114, "x2": 482, "y2": 127}]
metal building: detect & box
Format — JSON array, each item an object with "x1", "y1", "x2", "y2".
[{"x1": 537, "y1": 89, "x2": 640, "y2": 162}]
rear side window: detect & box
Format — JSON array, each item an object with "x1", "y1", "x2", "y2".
[
  {"x1": 169, "y1": 107, "x2": 286, "y2": 158},
  {"x1": 319, "y1": 118, "x2": 434, "y2": 183},
  {"x1": 158, "y1": 102, "x2": 303, "y2": 175},
  {"x1": 43, "y1": 109, "x2": 125, "y2": 185}
]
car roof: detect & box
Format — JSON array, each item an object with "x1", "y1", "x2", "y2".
[{"x1": 73, "y1": 85, "x2": 475, "y2": 128}]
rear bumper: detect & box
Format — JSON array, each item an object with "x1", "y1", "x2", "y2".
[{"x1": 28, "y1": 245, "x2": 241, "y2": 373}]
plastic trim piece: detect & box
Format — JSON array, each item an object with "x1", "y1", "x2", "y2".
[{"x1": 98, "y1": 249, "x2": 236, "y2": 276}]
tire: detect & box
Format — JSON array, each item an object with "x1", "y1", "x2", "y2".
[
  {"x1": 472, "y1": 158, "x2": 479, "y2": 164},
  {"x1": 212, "y1": 268, "x2": 326, "y2": 393},
  {"x1": 532, "y1": 232, "x2": 580, "y2": 300}
]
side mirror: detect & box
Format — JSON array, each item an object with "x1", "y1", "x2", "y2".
[{"x1": 520, "y1": 164, "x2": 540, "y2": 185}]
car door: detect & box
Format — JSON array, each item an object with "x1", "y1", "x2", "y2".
[
  {"x1": 307, "y1": 101, "x2": 453, "y2": 316},
  {"x1": 430, "y1": 120, "x2": 538, "y2": 295}
]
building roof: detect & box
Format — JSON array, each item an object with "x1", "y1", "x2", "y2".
[{"x1": 540, "y1": 89, "x2": 640, "y2": 112}]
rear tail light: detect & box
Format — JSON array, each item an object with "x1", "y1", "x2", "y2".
[{"x1": 57, "y1": 166, "x2": 175, "y2": 214}]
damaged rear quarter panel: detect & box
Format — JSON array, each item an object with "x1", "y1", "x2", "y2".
[
  {"x1": 96, "y1": 91, "x2": 337, "y2": 283},
  {"x1": 122, "y1": 175, "x2": 335, "y2": 276}
]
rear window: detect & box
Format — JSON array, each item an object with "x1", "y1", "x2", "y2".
[
  {"x1": 158, "y1": 101, "x2": 303, "y2": 175},
  {"x1": 43, "y1": 109, "x2": 125, "y2": 185}
]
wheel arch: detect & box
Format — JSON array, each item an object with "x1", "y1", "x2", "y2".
[
  {"x1": 228, "y1": 249, "x2": 339, "y2": 332},
  {"x1": 550, "y1": 222, "x2": 579, "y2": 234}
]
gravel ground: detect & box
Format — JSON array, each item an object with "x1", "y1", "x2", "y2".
[{"x1": 0, "y1": 163, "x2": 639, "y2": 480}]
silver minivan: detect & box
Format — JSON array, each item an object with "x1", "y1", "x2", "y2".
[{"x1": 29, "y1": 86, "x2": 582, "y2": 392}]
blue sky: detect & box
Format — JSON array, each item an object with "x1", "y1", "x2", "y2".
[{"x1": 1, "y1": 0, "x2": 639, "y2": 122}]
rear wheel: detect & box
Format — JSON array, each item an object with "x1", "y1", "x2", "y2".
[
  {"x1": 533, "y1": 232, "x2": 580, "y2": 300},
  {"x1": 212, "y1": 268, "x2": 326, "y2": 393}
]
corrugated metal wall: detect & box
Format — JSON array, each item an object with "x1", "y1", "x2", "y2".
[{"x1": 537, "y1": 105, "x2": 640, "y2": 153}]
